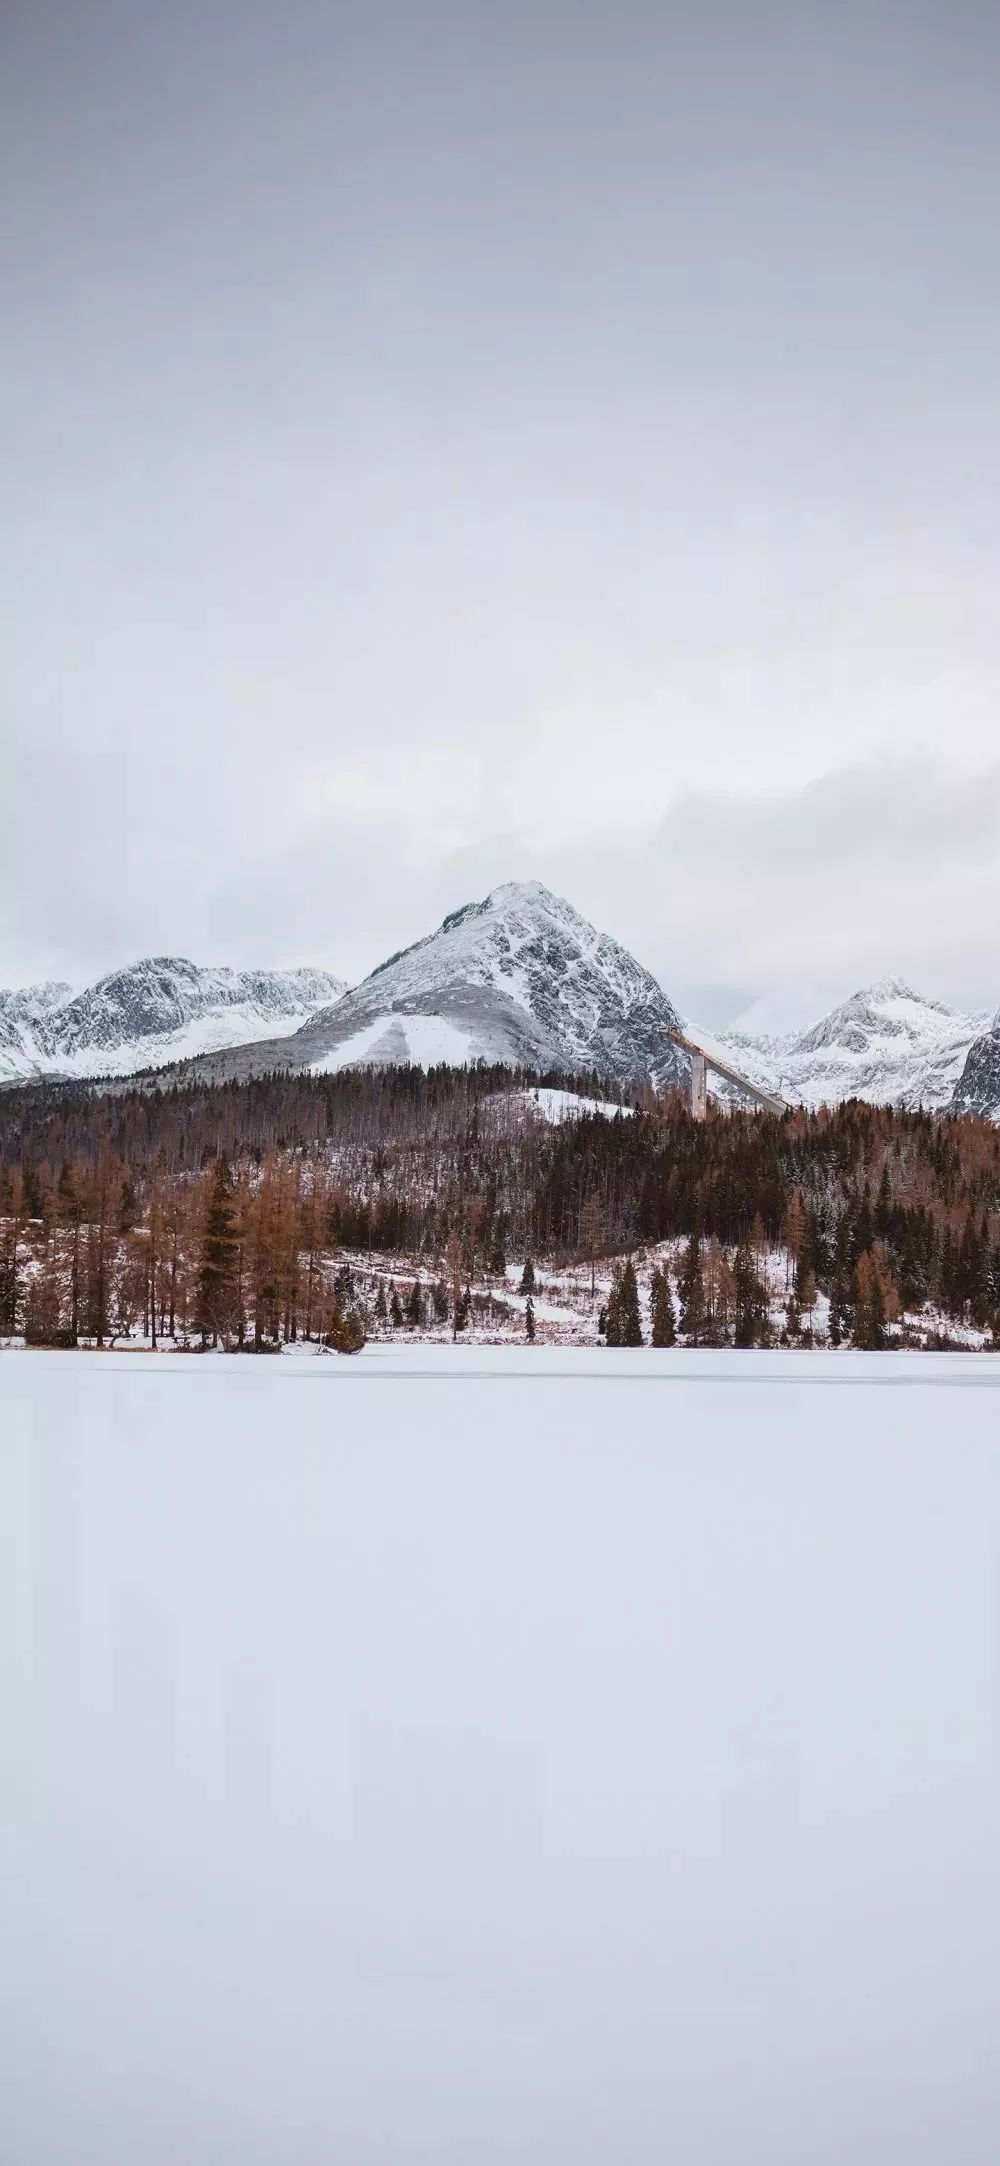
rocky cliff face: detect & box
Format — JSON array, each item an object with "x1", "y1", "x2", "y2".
[{"x1": 951, "y1": 1012, "x2": 1000, "y2": 1120}]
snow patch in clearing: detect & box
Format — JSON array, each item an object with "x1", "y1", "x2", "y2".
[{"x1": 520, "y1": 1087, "x2": 635, "y2": 1124}]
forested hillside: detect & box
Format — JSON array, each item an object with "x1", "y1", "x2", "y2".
[{"x1": 3, "y1": 1066, "x2": 1000, "y2": 1351}]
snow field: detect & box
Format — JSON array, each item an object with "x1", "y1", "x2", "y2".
[
  {"x1": 4, "y1": 1350, "x2": 1000, "y2": 2163},
  {"x1": 309, "y1": 1011, "x2": 481, "y2": 1073}
]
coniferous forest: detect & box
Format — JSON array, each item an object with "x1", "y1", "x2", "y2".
[{"x1": 2, "y1": 1063, "x2": 1000, "y2": 1350}]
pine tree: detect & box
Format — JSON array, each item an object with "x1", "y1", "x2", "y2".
[
  {"x1": 852, "y1": 1251, "x2": 887, "y2": 1350},
  {"x1": 783, "y1": 1189, "x2": 807, "y2": 1290},
  {"x1": 519, "y1": 1258, "x2": 536, "y2": 1295},
  {"x1": 195, "y1": 1157, "x2": 241, "y2": 1348},
  {"x1": 406, "y1": 1278, "x2": 424, "y2": 1329},
  {"x1": 733, "y1": 1242, "x2": 769, "y2": 1348},
  {"x1": 389, "y1": 1283, "x2": 403, "y2": 1329},
  {"x1": 828, "y1": 1269, "x2": 851, "y2": 1347},
  {"x1": 118, "y1": 1176, "x2": 140, "y2": 1236},
  {"x1": 525, "y1": 1295, "x2": 535, "y2": 1342},
  {"x1": 651, "y1": 1265, "x2": 676, "y2": 1346},
  {"x1": 619, "y1": 1259, "x2": 643, "y2": 1346},
  {"x1": 679, "y1": 1225, "x2": 704, "y2": 1342}
]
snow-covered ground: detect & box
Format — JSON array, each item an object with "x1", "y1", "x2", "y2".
[
  {"x1": 4, "y1": 1348, "x2": 1000, "y2": 2163},
  {"x1": 518, "y1": 1084, "x2": 635, "y2": 1122}
]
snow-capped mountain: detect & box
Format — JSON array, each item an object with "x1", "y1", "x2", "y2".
[
  {"x1": 951, "y1": 1010, "x2": 1000, "y2": 1120},
  {"x1": 718, "y1": 980, "x2": 985, "y2": 1111},
  {"x1": 7, "y1": 907, "x2": 988, "y2": 1113},
  {"x1": 0, "y1": 981, "x2": 76, "y2": 1081},
  {"x1": 0, "y1": 960, "x2": 346, "y2": 1084},
  {"x1": 179, "y1": 882, "x2": 688, "y2": 1087}
]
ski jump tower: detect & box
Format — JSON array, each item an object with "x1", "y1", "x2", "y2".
[{"x1": 665, "y1": 1026, "x2": 789, "y2": 1122}]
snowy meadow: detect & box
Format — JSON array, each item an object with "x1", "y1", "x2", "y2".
[{"x1": 4, "y1": 1346, "x2": 1000, "y2": 2163}]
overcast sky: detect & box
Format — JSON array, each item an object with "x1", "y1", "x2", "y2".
[{"x1": 4, "y1": 1, "x2": 1000, "y2": 1030}]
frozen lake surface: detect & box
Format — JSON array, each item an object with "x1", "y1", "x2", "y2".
[{"x1": 4, "y1": 1347, "x2": 1000, "y2": 2163}]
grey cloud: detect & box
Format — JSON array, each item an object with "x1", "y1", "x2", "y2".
[
  {"x1": 657, "y1": 762, "x2": 1000, "y2": 875},
  {"x1": 4, "y1": 2, "x2": 1000, "y2": 1023}
]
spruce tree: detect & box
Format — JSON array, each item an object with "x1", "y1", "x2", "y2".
[
  {"x1": 651, "y1": 1266, "x2": 676, "y2": 1346},
  {"x1": 525, "y1": 1295, "x2": 535, "y2": 1342},
  {"x1": 619, "y1": 1259, "x2": 643, "y2": 1346},
  {"x1": 519, "y1": 1258, "x2": 536, "y2": 1295},
  {"x1": 733, "y1": 1242, "x2": 769, "y2": 1348}
]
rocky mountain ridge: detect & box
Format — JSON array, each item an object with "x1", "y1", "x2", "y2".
[
  {"x1": 951, "y1": 1007, "x2": 1000, "y2": 1121},
  {"x1": 0, "y1": 960, "x2": 346, "y2": 1084},
  {"x1": 2, "y1": 894, "x2": 996, "y2": 1115},
  {"x1": 718, "y1": 980, "x2": 986, "y2": 1112}
]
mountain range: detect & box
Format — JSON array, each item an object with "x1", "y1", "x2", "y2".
[
  {"x1": 718, "y1": 980, "x2": 990, "y2": 1114},
  {"x1": 2, "y1": 880, "x2": 998, "y2": 1116},
  {"x1": 0, "y1": 962, "x2": 346, "y2": 1085}
]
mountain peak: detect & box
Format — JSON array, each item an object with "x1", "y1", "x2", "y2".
[
  {"x1": 483, "y1": 878, "x2": 558, "y2": 909},
  {"x1": 233, "y1": 880, "x2": 686, "y2": 1086},
  {"x1": 439, "y1": 879, "x2": 564, "y2": 934},
  {"x1": 847, "y1": 976, "x2": 930, "y2": 1009},
  {"x1": 717, "y1": 976, "x2": 979, "y2": 1110},
  {"x1": 857, "y1": 975, "x2": 916, "y2": 1001}
]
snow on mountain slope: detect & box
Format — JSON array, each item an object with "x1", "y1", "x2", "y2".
[
  {"x1": 0, "y1": 982, "x2": 75, "y2": 1084},
  {"x1": 0, "y1": 960, "x2": 346, "y2": 1083},
  {"x1": 951, "y1": 1008, "x2": 1000, "y2": 1120},
  {"x1": 307, "y1": 1013, "x2": 480, "y2": 1075},
  {"x1": 719, "y1": 980, "x2": 984, "y2": 1111},
  {"x1": 283, "y1": 881, "x2": 687, "y2": 1084}
]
